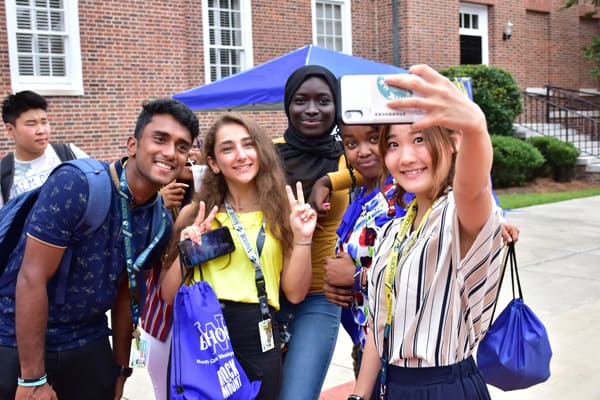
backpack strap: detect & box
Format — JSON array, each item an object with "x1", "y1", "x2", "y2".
[
  {"x1": 51, "y1": 143, "x2": 77, "y2": 162},
  {"x1": 51, "y1": 158, "x2": 112, "y2": 304},
  {"x1": 1, "y1": 152, "x2": 15, "y2": 204},
  {"x1": 0, "y1": 189, "x2": 40, "y2": 280},
  {"x1": 0, "y1": 159, "x2": 112, "y2": 302},
  {"x1": 1, "y1": 144, "x2": 76, "y2": 204}
]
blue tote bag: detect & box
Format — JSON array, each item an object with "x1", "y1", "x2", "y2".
[
  {"x1": 170, "y1": 279, "x2": 262, "y2": 399},
  {"x1": 477, "y1": 243, "x2": 552, "y2": 391}
]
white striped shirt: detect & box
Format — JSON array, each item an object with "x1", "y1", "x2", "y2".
[{"x1": 368, "y1": 192, "x2": 504, "y2": 367}]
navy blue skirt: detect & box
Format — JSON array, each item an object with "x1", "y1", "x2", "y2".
[{"x1": 383, "y1": 356, "x2": 490, "y2": 400}]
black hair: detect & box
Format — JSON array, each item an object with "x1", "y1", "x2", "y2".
[
  {"x1": 2, "y1": 90, "x2": 48, "y2": 125},
  {"x1": 340, "y1": 124, "x2": 380, "y2": 204},
  {"x1": 134, "y1": 98, "x2": 199, "y2": 141}
]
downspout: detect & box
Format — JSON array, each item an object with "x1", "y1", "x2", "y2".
[{"x1": 393, "y1": 0, "x2": 400, "y2": 66}]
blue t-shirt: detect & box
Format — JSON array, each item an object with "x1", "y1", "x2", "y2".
[{"x1": 0, "y1": 160, "x2": 171, "y2": 351}]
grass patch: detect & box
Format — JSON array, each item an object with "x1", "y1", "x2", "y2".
[{"x1": 497, "y1": 188, "x2": 600, "y2": 210}]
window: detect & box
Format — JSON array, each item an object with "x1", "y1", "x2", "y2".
[
  {"x1": 202, "y1": 0, "x2": 253, "y2": 83},
  {"x1": 5, "y1": 0, "x2": 83, "y2": 95},
  {"x1": 313, "y1": 0, "x2": 352, "y2": 54},
  {"x1": 459, "y1": 3, "x2": 488, "y2": 65}
]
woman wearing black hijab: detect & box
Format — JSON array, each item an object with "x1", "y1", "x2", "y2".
[{"x1": 274, "y1": 65, "x2": 349, "y2": 400}]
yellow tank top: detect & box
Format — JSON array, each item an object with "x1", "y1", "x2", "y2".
[{"x1": 192, "y1": 211, "x2": 284, "y2": 310}]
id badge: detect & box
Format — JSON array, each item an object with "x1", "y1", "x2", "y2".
[
  {"x1": 129, "y1": 337, "x2": 150, "y2": 368},
  {"x1": 258, "y1": 318, "x2": 275, "y2": 352}
]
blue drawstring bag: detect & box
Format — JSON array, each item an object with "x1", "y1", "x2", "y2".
[
  {"x1": 477, "y1": 243, "x2": 552, "y2": 391},
  {"x1": 170, "y1": 280, "x2": 262, "y2": 400}
]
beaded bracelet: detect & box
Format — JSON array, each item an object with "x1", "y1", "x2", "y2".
[{"x1": 17, "y1": 373, "x2": 47, "y2": 387}]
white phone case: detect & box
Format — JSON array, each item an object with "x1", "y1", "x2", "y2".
[{"x1": 338, "y1": 74, "x2": 424, "y2": 125}]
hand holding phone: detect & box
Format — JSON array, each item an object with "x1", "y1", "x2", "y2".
[
  {"x1": 177, "y1": 201, "x2": 224, "y2": 268},
  {"x1": 338, "y1": 74, "x2": 425, "y2": 125},
  {"x1": 178, "y1": 226, "x2": 236, "y2": 268}
]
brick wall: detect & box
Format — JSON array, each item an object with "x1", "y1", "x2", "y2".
[
  {"x1": 489, "y1": 0, "x2": 527, "y2": 86},
  {"x1": 1, "y1": 0, "x2": 599, "y2": 160},
  {"x1": 0, "y1": 0, "x2": 206, "y2": 160},
  {"x1": 401, "y1": 1, "x2": 460, "y2": 69},
  {"x1": 522, "y1": 10, "x2": 551, "y2": 89},
  {"x1": 580, "y1": 17, "x2": 600, "y2": 88},
  {"x1": 252, "y1": 1, "x2": 312, "y2": 63}
]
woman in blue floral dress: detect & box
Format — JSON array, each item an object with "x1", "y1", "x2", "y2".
[{"x1": 322, "y1": 124, "x2": 413, "y2": 376}]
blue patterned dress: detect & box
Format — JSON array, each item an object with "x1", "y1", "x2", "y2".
[{"x1": 336, "y1": 175, "x2": 412, "y2": 348}]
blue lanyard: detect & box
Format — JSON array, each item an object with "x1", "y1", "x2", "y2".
[
  {"x1": 224, "y1": 201, "x2": 269, "y2": 319},
  {"x1": 118, "y1": 165, "x2": 167, "y2": 327}
]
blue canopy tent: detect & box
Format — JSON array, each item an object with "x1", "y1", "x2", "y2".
[{"x1": 172, "y1": 44, "x2": 408, "y2": 111}]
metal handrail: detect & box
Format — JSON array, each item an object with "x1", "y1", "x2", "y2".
[
  {"x1": 543, "y1": 85, "x2": 600, "y2": 110},
  {"x1": 516, "y1": 91, "x2": 600, "y2": 158},
  {"x1": 545, "y1": 85, "x2": 600, "y2": 98}
]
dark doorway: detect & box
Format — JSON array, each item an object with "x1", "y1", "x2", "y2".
[{"x1": 460, "y1": 35, "x2": 482, "y2": 64}]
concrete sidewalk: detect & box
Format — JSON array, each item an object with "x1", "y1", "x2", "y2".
[{"x1": 124, "y1": 195, "x2": 600, "y2": 400}]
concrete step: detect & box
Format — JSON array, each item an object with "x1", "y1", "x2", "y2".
[
  {"x1": 514, "y1": 123, "x2": 600, "y2": 159},
  {"x1": 515, "y1": 124, "x2": 578, "y2": 138},
  {"x1": 587, "y1": 163, "x2": 600, "y2": 173}
]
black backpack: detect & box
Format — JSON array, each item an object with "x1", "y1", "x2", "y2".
[{"x1": 1, "y1": 143, "x2": 76, "y2": 204}]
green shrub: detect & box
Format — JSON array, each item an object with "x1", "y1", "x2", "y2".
[
  {"x1": 526, "y1": 136, "x2": 555, "y2": 177},
  {"x1": 441, "y1": 65, "x2": 523, "y2": 136},
  {"x1": 528, "y1": 136, "x2": 580, "y2": 181},
  {"x1": 491, "y1": 135, "x2": 545, "y2": 187}
]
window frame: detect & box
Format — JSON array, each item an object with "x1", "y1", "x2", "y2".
[
  {"x1": 312, "y1": 0, "x2": 352, "y2": 54},
  {"x1": 459, "y1": 2, "x2": 489, "y2": 65},
  {"x1": 5, "y1": 0, "x2": 84, "y2": 96},
  {"x1": 202, "y1": 0, "x2": 254, "y2": 84}
]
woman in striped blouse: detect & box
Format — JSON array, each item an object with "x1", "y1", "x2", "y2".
[{"x1": 349, "y1": 65, "x2": 504, "y2": 400}]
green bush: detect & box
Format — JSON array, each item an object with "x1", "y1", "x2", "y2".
[
  {"x1": 528, "y1": 136, "x2": 580, "y2": 181},
  {"x1": 441, "y1": 65, "x2": 523, "y2": 136},
  {"x1": 526, "y1": 136, "x2": 554, "y2": 177},
  {"x1": 491, "y1": 135, "x2": 545, "y2": 187}
]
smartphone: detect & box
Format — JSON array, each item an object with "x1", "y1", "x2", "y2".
[
  {"x1": 178, "y1": 226, "x2": 236, "y2": 268},
  {"x1": 338, "y1": 74, "x2": 425, "y2": 125}
]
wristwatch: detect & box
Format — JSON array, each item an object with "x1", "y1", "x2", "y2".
[{"x1": 118, "y1": 366, "x2": 133, "y2": 378}]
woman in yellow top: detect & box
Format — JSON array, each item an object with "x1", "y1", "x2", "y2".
[{"x1": 160, "y1": 113, "x2": 317, "y2": 400}]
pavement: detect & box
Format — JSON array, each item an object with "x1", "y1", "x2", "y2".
[{"x1": 123, "y1": 195, "x2": 600, "y2": 400}]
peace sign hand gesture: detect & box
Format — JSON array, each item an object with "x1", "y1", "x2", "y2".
[
  {"x1": 286, "y1": 181, "x2": 317, "y2": 244},
  {"x1": 179, "y1": 201, "x2": 219, "y2": 244}
]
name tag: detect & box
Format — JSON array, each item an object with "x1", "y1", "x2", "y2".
[{"x1": 258, "y1": 319, "x2": 275, "y2": 352}]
